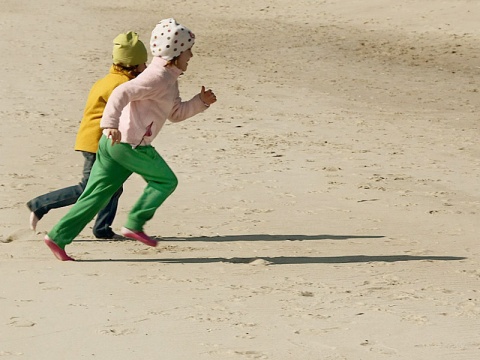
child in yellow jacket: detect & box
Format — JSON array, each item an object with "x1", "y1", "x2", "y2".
[{"x1": 27, "y1": 32, "x2": 147, "y2": 239}]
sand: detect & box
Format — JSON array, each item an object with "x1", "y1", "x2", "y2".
[{"x1": 1, "y1": 0, "x2": 479, "y2": 359}]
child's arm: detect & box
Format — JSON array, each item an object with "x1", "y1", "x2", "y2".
[{"x1": 168, "y1": 86, "x2": 216, "y2": 122}]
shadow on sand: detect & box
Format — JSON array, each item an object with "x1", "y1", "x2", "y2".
[
  {"x1": 75, "y1": 233, "x2": 466, "y2": 264},
  {"x1": 79, "y1": 255, "x2": 466, "y2": 264},
  {"x1": 76, "y1": 233, "x2": 386, "y2": 243},
  {"x1": 161, "y1": 234, "x2": 386, "y2": 242}
]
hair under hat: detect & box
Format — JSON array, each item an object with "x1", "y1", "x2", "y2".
[
  {"x1": 112, "y1": 31, "x2": 148, "y2": 66},
  {"x1": 150, "y1": 18, "x2": 195, "y2": 61}
]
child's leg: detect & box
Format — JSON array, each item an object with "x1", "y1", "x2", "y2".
[
  {"x1": 109, "y1": 145, "x2": 178, "y2": 231},
  {"x1": 26, "y1": 152, "x2": 95, "y2": 220},
  {"x1": 47, "y1": 137, "x2": 131, "y2": 248},
  {"x1": 92, "y1": 185, "x2": 123, "y2": 238}
]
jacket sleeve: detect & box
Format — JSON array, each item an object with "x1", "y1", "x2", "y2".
[{"x1": 168, "y1": 93, "x2": 208, "y2": 123}]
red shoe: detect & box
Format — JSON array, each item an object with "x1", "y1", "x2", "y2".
[
  {"x1": 44, "y1": 236, "x2": 75, "y2": 261},
  {"x1": 121, "y1": 227, "x2": 158, "y2": 247}
]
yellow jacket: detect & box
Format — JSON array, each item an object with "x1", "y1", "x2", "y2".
[{"x1": 74, "y1": 66, "x2": 134, "y2": 153}]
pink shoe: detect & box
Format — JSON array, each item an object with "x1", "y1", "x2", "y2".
[
  {"x1": 44, "y1": 236, "x2": 75, "y2": 261},
  {"x1": 121, "y1": 227, "x2": 158, "y2": 247}
]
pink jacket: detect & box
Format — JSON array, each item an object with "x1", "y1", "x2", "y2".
[{"x1": 100, "y1": 56, "x2": 207, "y2": 146}]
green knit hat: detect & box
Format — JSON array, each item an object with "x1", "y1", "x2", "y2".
[{"x1": 112, "y1": 31, "x2": 148, "y2": 66}]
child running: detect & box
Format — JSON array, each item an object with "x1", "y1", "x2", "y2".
[
  {"x1": 27, "y1": 31, "x2": 148, "y2": 239},
  {"x1": 44, "y1": 18, "x2": 217, "y2": 261}
]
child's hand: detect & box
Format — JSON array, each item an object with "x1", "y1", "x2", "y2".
[
  {"x1": 105, "y1": 128, "x2": 122, "y2": 145},
  {"x1": 200, "y1": 86, "x2": 217, "y2": 107}
]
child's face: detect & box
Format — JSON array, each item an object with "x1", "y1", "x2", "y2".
[{"x1": 175, "y1": 48, "x2": 193, "y2": 72}]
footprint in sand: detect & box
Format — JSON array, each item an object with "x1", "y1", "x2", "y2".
[
  {"x1": 8, "y1": 317, "x2": 36, "y2": 327},
  {"x1": 2, "y1": 229, "x2": 34, "y2": 243},
  {"x1": 99, "y1": 327, "x2": 136, "y2": 336}
]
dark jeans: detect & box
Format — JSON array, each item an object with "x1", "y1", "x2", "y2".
[{"x1": 26, "y1": 151, "x2": 123, "y2": 237}]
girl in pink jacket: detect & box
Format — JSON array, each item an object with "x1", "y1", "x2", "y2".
[{"x1": 45, "y1": 18, "x2": 217, "y2": 261}]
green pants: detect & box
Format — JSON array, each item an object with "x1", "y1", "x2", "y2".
[{"x1": 48, "y1": 135, "x2": 178, "y2": 248}]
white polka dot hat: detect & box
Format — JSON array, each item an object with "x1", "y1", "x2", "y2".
[{"x1": 150, "y1": 18, "x2": 195, "y2": 60}]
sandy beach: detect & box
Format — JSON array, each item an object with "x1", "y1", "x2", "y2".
[{"x1": 1, "y1": 0, "x2": 479, "y2": 358}]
